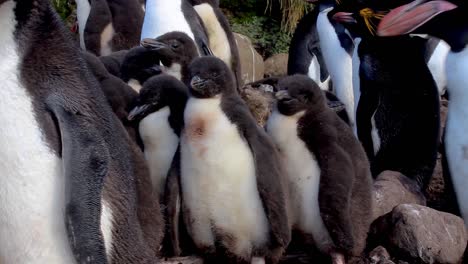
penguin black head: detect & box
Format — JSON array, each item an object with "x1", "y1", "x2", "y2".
[
  {"x1": 128, "y1": 74, "x2": 189, "y2": 121},
  {"x1": 332, "y1": 0, "x2": 459, "y2": 40},
  {"x1": 188, "y1": 56, "x2": 236, "y2": 98},
  {"x1": 330, "y1": 0, "x2": 388, "y2": 38},
  {"x1": 275, "y1": 75, "x2": 326, "y2": 116},
  {"x1": 120, "y1": 46, "x2": 163, "y2": 85},
  {"x1": 376, "y1": 0, "x2": 463, "y2": 50},
  {"x1": 141, "y1": 31, "x2": 198, "y2": 69}
]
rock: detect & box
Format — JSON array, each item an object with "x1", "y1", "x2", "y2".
[
  {"x1": 369, "y1": 246, "x2": 395, "y2": 264},
  {"x1": 234, "y1": 33, "x2": 264, "y2": 85},
  {"x1": 264, "y1": 53, "x2": 288, "y2": 78},
  {"x1": 373, "y1": 171, "x2": 426, "y2": 220},
  {"x1": 370, "y1": 204, "x2": 467, "y2": 264}
]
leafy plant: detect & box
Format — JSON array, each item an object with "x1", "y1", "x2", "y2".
[
  {"x1": 228, "y1": 15, "x2": 292, "y2": 58},
  {"x1": 52, "y1": 0, "x2": 72, "y2": 20},
  {"x1": 266, "y1": 0, "x2": 311, "y2": 33}
]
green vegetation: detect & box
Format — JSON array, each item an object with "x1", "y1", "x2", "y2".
[
  {"x1": 51, "y1": 0, "x2": 312, "y2": 58},
  {"x1": 228, "y1": 15, "x2": 292, "y2": 58},
  {"x1": 220, "y1": 0, "x2": 311, "y2": 58}
]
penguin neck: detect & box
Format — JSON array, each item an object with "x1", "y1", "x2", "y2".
[
  {"x1": 415, "y1": 8, "x2": 468, "y2": 53},
  {"x1": 142, "y1": 0, "x2": 195, "y2": 40},
  {"x1": 317, "y1": 1, "x2": 335, "y2": 12},
  {"x1": 446, "y1": 46, "x2": 468, "y2": 101}
]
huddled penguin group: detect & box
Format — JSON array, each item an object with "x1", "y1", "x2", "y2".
[{"x1": 0, "y1": 0, "x2": 467, "y2": 263}]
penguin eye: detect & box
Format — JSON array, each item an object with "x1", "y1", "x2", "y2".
[
  {"x1": 171, "y1": 42, "x2": 180, "y2": 49},
  {"x1": 211, "y1": 72, "x2": 220, "y2": 78}
]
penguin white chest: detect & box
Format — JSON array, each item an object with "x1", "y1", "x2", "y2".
[
  {"x1": 194, "y1": 4, "x2": 232, "y2": 68},
  {"x1": 445, "y1": 47, "x2": 468, "y2": 226},
  {"x1": 75, "y1": 0, "x2": 91, "y2": 50},
  {"x1": 181, "y1": 97, "x2": 269, "y2": 254},
  {"x1": 266, "y1": 110, "x2": 334, "y2": 249},
  {"x1": 0, "y1": 3, "x2": 73, "y2": 262},
  {"x1": 317, "y1": 9, "x2": 355, "y2": 128},
  {"x1": 139, "y1": 107, "x2": 179, "y2": 199},
  {"x1": 141, "y1": 0, "x2": 195, "y2": 41}
]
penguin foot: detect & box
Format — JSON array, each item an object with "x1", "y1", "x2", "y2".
[
  {"x1": 251, "y1": 257, "x2": 265, "y2": 264},
  {"x1": 331, "y1": 252, "x2": 346, "y2": 264}
]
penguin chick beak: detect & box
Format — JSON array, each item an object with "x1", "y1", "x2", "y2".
[
  {"x1": 141, "y1": 38, "x2": 169, "y2": 50},
  {"x1": 275, "y1": 90, "x2": 292, "y2": 101},
  {"x1": 332, "y1": 12, "x2": 358, "y2": 24},
  {"x1": 128, "y1": 104, "x2": 151, "y2": 121},
  {"x1": 377, "y1": 0, "x2": 457, "y2": 36},
  {"x1": 327, "y1": 100, "x2": 346, "y2": 112},
  {"x1": 190, "y1": 76, "x2": 207, "y2": 89}
]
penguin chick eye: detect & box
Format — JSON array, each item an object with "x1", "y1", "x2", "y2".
[
  {"x1": 171, "y1": 42, "x2": 180, "y2": 49},
  {"x1": 211, "y1": 72, "x2": 220, "y2": 78}
]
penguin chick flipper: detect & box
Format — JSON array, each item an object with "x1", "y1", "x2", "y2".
[
  {"x1": 46, "y1": 97, "x2": 109, "y2": 263},
  {"x1": 225, "y1": 98, "x2": 291, "y2": 251},
  {"x1": 163, "y1": 147, "x2": 182, "y2": 256},
  {"x1": 318, "y1": 142, "x2": 355, "y2": 254},
  {"x1": 248, "y1": 129, "x2": 291, "y2": 252}
]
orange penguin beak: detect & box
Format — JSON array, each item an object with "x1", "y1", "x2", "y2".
[
  {"x1": 377, "y1": 0, "x2": 457, "y2": 36},
  {"x1": 332, "y1": 12, "x2": 358, "y2": 23}
]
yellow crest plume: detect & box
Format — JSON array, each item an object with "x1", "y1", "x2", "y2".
[{"x1": 359, "y1": 8, "x2": 387, "y2": 35}]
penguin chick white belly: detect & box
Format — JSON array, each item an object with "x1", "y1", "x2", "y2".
[
  {"x1": 0, "y1": 38, "x2": 73, "y2": 262},
  {"x1": 445, "y1": 48, "x2": 468, "y2": 227},
  {"x1": 139, "y1": 107, "x2": 179, "y2": 199},
  {"x1": 181, "y1": 97, "x2": 269, "y2": 255},
  {"x1": 266, "y1": 110, "x2": 334, "y2": 250}
]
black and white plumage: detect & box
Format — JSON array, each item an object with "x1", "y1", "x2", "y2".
[
  {"x1": 175, "y1": 56, "x2": 290, "y2": 263},
  {"x1": 141, "y1": 0, "x2": 212, "y2": 56},
  {"x1": 75, "y1": 0, "x2": 144, "y2": 56},
  {"x1": 128, "y1": 75, "x2": 188, "y2": 201},
  {"x1": 0, "y1": 0, "x2": 163, "y2": 262},
  {"x1": 190, "y1": 0, "x2": 242, "y2": 89},
  {"x1": 376, "y1": 0, "x2": 468, "y2": 228},
  {"x1": 331, "y1": 4, "x2": 440, "y2": 190},
  {"x1": 266, "y1": 75, "x2": 373, "y2": 264}
]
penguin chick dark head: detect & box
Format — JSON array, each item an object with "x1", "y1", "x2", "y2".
[
  {"x1": 188, "y1": 56, "x2": 236, "y2": 98},
  {"x1": 128, "y1": 74, "x2": 189, "y2": 121},
  {"x1": 141, "y1": 31, "x2": 198, "y2": 71},
  {"x1": 120, "y1": 46, "x2": 163, "y2": 86},
  {"x1": 275, "y1": 75, "x2": 326, "y2": 116}
]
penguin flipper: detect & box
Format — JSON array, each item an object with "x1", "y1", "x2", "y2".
[
  {"x1": 318, "y1": 143, "x2": 355, "y2": 254},
  {"x1": 248, "y1": 129, "x2": 291, "y2": 249},
  {"x1": 201, "y1": 42, "x2": 214, "y2": 56},
  {"x1": 46, "y1": 96, "x2": 109, "y2": 263},
  {"x1": 164, "y1": 147, "x2": 182, "y2": 256},
  {"x1": 228, "y1": 100, "x2": 291, "y2": 249}
]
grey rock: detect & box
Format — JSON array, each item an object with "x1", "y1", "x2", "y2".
[
  {"x1": 373, "y1": 171, "x2": 426, "y2": 220},
  {"x1": 234, "y1": 33, "x2": 264, "y2": 84},
  {"x1": 370, "y1": 204, "x2": 467, "y2": 264}
]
